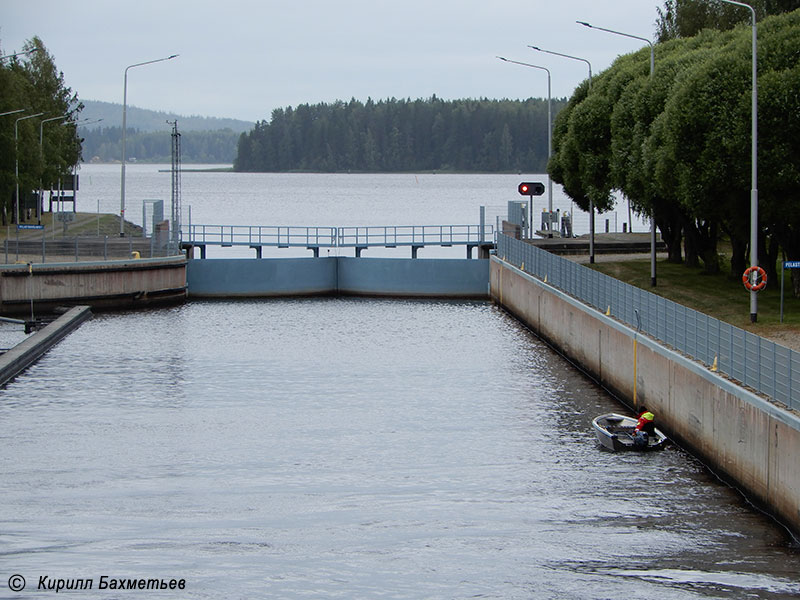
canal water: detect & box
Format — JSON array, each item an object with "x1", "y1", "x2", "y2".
[
  {"x1": 1, "y1": 166, "x2": 799, "y2": 598},
  {"x1": 3, "y1": 299, "x2": 799, "y2": 598}
]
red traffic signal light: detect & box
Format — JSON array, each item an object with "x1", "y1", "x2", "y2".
[{"x1": 518, "y1": 182, "x2": 545, "y2": 196}]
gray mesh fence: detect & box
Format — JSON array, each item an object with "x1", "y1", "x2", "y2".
[
  {"x1": 3, "y1": 237, "x2": 182, "y2": 264},
  {"x1": 497, "y1": 234, "x2": 799, "y2": 410}
]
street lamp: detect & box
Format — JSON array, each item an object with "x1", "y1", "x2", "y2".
[
  {"x1": 39, "y1": 114, "x2": 69, "y2": 223},
  {"x1": 497, "y1": 56, "x2": 553, "y2": 239},
  {"x1": 120, "y1": 54, "x2": 179, "y2": 236},
  {"x1": 0, "y1": 48, "x2": 39, "y2": 62},
  {"x1": 529, "y1": 45, "x2": 597, "y2": 262},
  {"x1": 578, "y1": 20, "x2": 657, "y2": 286},
  {"x1": 716, "y1": 0, "x2": 758, "y2": 323},
  {"x1": 15, "y1": 112, "x2": 45, "y2": 225},
  {"x1": 0, "y1": 109, "x2": 26, "y2": 118}
]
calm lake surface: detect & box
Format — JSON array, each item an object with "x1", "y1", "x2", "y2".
[
  {"x1": 1, "y1": 165, "x2": 799, "y2": 599},
  {"x1": 76, "y1": 164, "x2": 647, "y2": 258}
]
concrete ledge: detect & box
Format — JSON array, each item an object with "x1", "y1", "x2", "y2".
[
  {"x1": 491, "y1": 256, "x2": 800, "y2": 539},
  {"x1": 0, "y1": 256, "x2": 187, "y2": 314},
  {"x1": 0, "y1": 306, "x2": 92, "y2": 387}
]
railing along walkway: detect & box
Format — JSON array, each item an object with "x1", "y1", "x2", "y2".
[{"x1": 182, "y1": 224, "x2": 494, "y2": 258}]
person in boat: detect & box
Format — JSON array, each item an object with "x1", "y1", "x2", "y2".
[{"x1": 634, "y1": 406, "x2": 655, "y2": 435}]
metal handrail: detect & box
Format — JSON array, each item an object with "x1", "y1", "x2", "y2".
[{"x1": 183, "y1": 224, "x2": 494, "y2": 248}]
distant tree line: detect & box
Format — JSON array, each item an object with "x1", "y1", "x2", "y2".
[
  {"x1": 550, "y1": 7, "x2": 800, "y2": 294},
  {"x1": 0, "y1": 36, "x2": 81, "y2": 224},
  {"x1": 80, "y1": 127, "x2": 241, "y2": 164},
  {"x1": 234, "y1": 96, "x2": 566, "y2": 173}
]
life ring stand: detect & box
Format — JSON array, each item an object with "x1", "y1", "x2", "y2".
[{"x1": 742, "y1": 266, "x2": 767, "y2": 292}]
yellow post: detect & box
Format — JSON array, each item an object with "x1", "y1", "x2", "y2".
[{"x1": 633, "y1": 337, "x2": 638, "y2": 405}]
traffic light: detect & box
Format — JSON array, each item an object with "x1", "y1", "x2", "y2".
[{"x1": 518, "y1": 182, "x2": 545, "y2": 196}]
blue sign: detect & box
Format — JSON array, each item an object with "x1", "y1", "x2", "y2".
[
  {"x1": 17, "y1": 224, "x2": 44, "y2": 230},
  {"x1": 784, "y1": 261, "x2": 800, "y2": 269}
]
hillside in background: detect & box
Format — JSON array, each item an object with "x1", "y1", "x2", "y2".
[
  {"x1": 78, "y1": 100, "x2": 253, "y2": 164},
  {"x1": 79, "y1": 100, "x2": 253, "y2": 133}
]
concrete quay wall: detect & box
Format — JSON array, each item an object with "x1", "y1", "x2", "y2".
[
  {"x1": 490, "y1": 256, "x2": 800, "y2": 538},
  {"x1": 0, "y1": 256, "x2": 188, "y2": 314}
]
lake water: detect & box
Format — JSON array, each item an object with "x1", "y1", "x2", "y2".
[
  {"x1": 1, "y1": 165, "x2": 799, "y2": 599},
  {"x1": 76, "y1": 164, "x2": 648, "y2": 258}
]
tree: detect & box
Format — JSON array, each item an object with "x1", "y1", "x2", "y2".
[
  {"x1": 656, "y1": 0, "x2": 800, "y2": 41},
  {"x1": 234, "y1": 97, "x2": 565, "y2": 173},
  {"x1": 551, "y1": 8, "x2": 800, "y2": 289},
  {"x1": 0, "y1": 36, "x2": 82, "y2": 224}
]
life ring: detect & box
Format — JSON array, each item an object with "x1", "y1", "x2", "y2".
[{"x1": 742, "y1": 266, "x2": 767, "y2": 292}]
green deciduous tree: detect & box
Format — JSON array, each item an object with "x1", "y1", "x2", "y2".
[
  {"x1": 550, "y1": 8, "x2": 800, "y2": 293},
  {"x1": 0, "y1": 36, "x2": 82, "y2": 224}
]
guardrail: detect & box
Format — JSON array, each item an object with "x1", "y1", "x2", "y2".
[
  {"x1": 183, "y1": 224, "x2": 494, "y2": 249},
  {"x1": 3, "y1": 237, "x2": 179, "y2": 264},
  {"x1": 497, "y1": 234, "x2": 799, "y2": 410},
  {"x1": 337, "y1": 225, "x2": 490, "y2": 247},
  {"x1": 184, "y1": 225, "x2": 337, "y2": 248}
]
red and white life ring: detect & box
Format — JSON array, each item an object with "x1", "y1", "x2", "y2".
[{"x1": 742, "y1": 266, "x2": 767, "y2": 292}]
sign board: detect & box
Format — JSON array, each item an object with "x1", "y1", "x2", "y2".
[
  {"x1": 784, "y1": 261, "x2": 800, "y2": 269},
  {"x1": 56, "y1": 212, "x2": 75, "y2": 222},
  {"x1": 17, "y1": 224, "x2": 44, "y2": 230}
]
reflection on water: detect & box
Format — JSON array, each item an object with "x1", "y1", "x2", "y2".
[{"x1": 1, "y1": 299, "x2": 798, "y2": 599}]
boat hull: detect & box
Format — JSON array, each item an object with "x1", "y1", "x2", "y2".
[{"x1": 592, "y1": 413, "x2": 667, "y2": 451}]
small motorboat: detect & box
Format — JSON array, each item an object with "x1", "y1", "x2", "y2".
[{"x1": 592, "y1": 413, "x2": 667, "y2": 451}]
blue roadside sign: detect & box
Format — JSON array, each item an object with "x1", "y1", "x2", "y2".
[
  {"x1": 17, "y1": 224, "x2": 44, "y2": 230},
  {"x1": 784, "y1": 261, "x2": 800, "y2": 269}
]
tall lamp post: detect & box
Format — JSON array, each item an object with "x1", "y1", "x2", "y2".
[
  {"x1": 717, "y1": 0, "x2": 758, "y2": 322},
  {"x1": 15, "y1": 112, "x2": 45, "y2": 225},
  {"x1": 578, "y1": 20, "x2": 657, "y2": 286},
  {"x1": 39, "y1": 114, "x2": 68, "y2": 223},
  {"x1": 529, "y1": 45, "x2": 596, "y2": 262},
  {"x1": 0, "y1": 48, "x2": 39, "y2": 62},
  {"x1": 120, "y1": 54, "x2": 178, "y2": 236},
  {"x1": 497, "y1": 56, "x2": 553, "y2": 239}
]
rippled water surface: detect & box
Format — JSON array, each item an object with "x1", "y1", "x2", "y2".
[{"x1": 2, "y1": 299, "x2": 799, "y2": 599}]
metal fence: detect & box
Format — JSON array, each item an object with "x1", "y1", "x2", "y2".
[
  {"x1": 498, "y1": 234, "x2": 799, "y2": 410},
  {"x1": 184, "y1": 225, "x2": 337, "y2": 248},
  {"x1": 3, "y1": 237, "x2": 181, "y2": 264},
  {"x1": 337, "y1": 225, "x2": 490, "y2": 248}
]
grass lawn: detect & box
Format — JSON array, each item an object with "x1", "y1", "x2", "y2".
[
  {"x1": 591, "y1": 258, "x2": 800, "y2": 342},
  {"x1": 0, "y1": 212, "x2": 143, "y2": 240}
]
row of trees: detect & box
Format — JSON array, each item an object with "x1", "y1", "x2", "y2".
[
  {"x1": 549, "y1": 8, "x2": 800, "y2": 293},
  {"x1": 656, "y1": 0, "x2": 800, "y2": 41},
  {"x1": 0, "y1": 37, "x2": 82, "y2": 224},
  {"x1": 234, "y1": 96, "x2": 565, "y2": 173},
  {"x1": 80, "y1": 127, "x2": 241, "y2": 164}
]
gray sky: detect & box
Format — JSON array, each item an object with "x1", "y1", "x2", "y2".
[{"x1": 2, "y1": 0, "x2": 665, "y2": 123}]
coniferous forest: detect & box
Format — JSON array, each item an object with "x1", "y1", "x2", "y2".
[{"x1": 234, "y1": 97, "x2": 566, "y2": 173}]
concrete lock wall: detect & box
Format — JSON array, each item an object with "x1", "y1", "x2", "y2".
[
  {"x1": 0, "y1": 256, "x2": 188, "y2": 313},
  {"x1": 490, "y1": 256, "x2": 800, "y2": 538},
  {"x1": 187, "y1": 257, "x2": 490, "y2": 298}
]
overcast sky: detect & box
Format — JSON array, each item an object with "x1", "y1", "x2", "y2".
[{"x1": 3, "y1": 0, "x2": 665, "y2": 123}]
